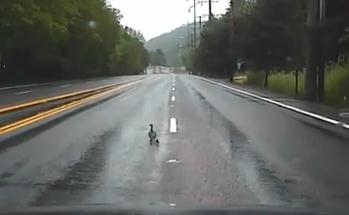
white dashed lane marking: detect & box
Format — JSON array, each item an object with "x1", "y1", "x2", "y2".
[
  {"x1": 170, "y1": 118, "x2": 177, "y2": 133},
  {"x1": 166, "y1": 159, "x2": 182, "y2": 164},
  {"x1": 60, "y1": 84, "x2": 71, "y2": 88},
  {"x1": 169, "y1": 76, "x2": 177, "y2": 132},
  {"x1": 15, "y1": 90, "x2": 32, "y2": 95}
]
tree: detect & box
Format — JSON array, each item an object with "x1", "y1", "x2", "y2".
[
  {"x1": 194, "y1": 18, "x2": 230, "y2": 77},
  {"x1": 0, "y1": 0, "x2": 149, "y2": 83},
  {"x1": 0, "y1": 0, "x2": 79, "y2": 80},
  {"x1": 124, "y1": 26, "x2": 146, "y2": 43},
  {"x1": 117, "y1": 31, "x2": 149, "y2": 75},
  {"x1": 189, "y1": 0, "x2": 349, "y2": 102},
  {"x1": 245, "y1": 0, "x2": 304, "y2": 87},
  {"x1": 149, "y1": 49, "x2": 167, "y2": 66},
  {"x1": 323, "y1": 0, "x2": 349, "y2": 60},
  {"x1": 305, "y1": 0, "x2": 349, "y2": 101},
  {"x1": 192, "y1": 0, "x2": 304, "y2": 80}
]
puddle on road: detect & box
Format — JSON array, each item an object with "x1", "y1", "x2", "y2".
[
  {"x1": 0, "y1": 158, "x2": 29, "y2": 179},
  {"x1": 31, "y1": 127, "x2": 119, "y2": 206}
]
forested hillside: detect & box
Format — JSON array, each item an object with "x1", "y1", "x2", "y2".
[{"x1": 145, "y1": 25, "x2": 188, "y2": 67}]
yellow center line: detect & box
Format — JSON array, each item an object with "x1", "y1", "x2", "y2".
[
  {"x1": 0, "y1": 80, "x2": 143, "y2": 135},
  {"x1": 0, "y1": 79, "x2": 144, "y2": 114}
]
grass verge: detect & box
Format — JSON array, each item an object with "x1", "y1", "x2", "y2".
[{"x1": 242, "y1": 65, "x2": 349, "y2": 107}]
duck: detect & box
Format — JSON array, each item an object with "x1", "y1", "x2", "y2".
[{"x1": 148, "y1": 124, "x2": 157, "y2": 145}]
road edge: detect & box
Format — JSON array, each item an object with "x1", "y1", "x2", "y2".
[{"x1": 195, "y1": 76, "x2": 349, "y2": 130}]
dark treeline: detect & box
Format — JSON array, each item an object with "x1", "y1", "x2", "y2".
[
  {"x1": 185, "y1": 0, "x2": 349, "y2": 100},
  {"x1": 0, "y1": 0, "x2": 149, "y2": 83},
  {"x1": 149, "y1": 49, "x2": 167, "y2": 66}
]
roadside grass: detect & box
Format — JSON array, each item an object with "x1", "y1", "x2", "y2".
[
  {"x1": 325, "y1": 64, "x2": 349, "y2": 107},
  {"x1": 267, "y1": 72, "x2": 305, "y2": 97},
  {"x1": 243, "y1": 64, "x2": 349, "y2": 107},
  {"x1": 245, "y1": 71, "x2": 264, "y2": 87},
  {"x1": 245, "y1": 71, "x2": 305, "y2": 96}
]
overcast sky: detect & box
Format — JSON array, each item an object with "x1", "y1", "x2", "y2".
[{"x1": 109, "y1": 0, "x2": 230, "y2": 40}]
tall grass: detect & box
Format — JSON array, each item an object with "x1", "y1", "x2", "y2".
[
  {"x1": 325, "y1": 64, "x2": 349, "y2": 107},
  {"x1": 246, "y1": 71, "x2": 305, "y2": 96},
  {"x1": 246, "y1": 71, "x2": 265, "y2": 87},
  {"x1": 268, "y1": 72, "x2": 305, "y2": 96},
  {"x1": 245, "y1": 65, "x2": 349, "y2": 108}
]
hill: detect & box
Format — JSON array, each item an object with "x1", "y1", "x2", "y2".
[{"x1": 145, "y1": 25, "x2": 189, "y2": 67}]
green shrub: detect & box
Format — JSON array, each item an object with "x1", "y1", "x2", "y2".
[
  {"x1": 268, "y1": 72, "x2": 295, "y2": 96},
  {"x1": 325, "y1": 64, "x2": 349, "y2": 107},
  {"x1": 246, "y1": 71, "x2": 265, "y2": 87},
  {"x1": 245, "y1": 65, "x2": 349, "y2": 108},
  {"x1": 268, "y1": 71, "x2": 305, "y2": 97},
  {"x1": 246, "y1": 70, "x2": 304, "y2": 97}
]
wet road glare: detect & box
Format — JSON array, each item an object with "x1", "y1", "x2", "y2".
[{"x1": 0, "y1": 74, "x2": 349, "y2": 211}]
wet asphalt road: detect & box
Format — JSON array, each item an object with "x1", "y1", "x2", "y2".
[
  {"x1": 0, "y1": 75, "x2": 146, "y2": 108},
  {"x1": 0, "y1": 74, "x2": 349, "y2": 211}
]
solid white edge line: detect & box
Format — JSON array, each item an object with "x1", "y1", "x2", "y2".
[
  {"x1": 195, "y1": 76, "x2": 349, "y2": 130},
  {"x1": 170, "y1": 118, "x2": 177, "y2": 133}
]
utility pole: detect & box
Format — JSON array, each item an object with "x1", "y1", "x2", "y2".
[
  {"x1": 209, "y1": 0, "x2": 213, "y2": 21},
  {"x1": 305, "y1": 0, "x2": 322, "y2": 101},
  {"x1": 199, "y1": 16, "x2": 202, "y2": 34},
  {"x1": 187, "y1": 22, "x2": 190, "y2": 48},
  {"x1": 318, "y1": 0, "x2": 326, "y2": 102},
  {"x1": 227, "y1": 0, "x2": 235, "y2": 80},
  {"x1": 193, "y1": 0, "x2": 197, "y2": 49},
  {"x1": 305, "y1": 0, "x2": 319, "y2": 101},
  {"x1": 191, "y1": 33, "x2": 194, "y2": 50}
]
